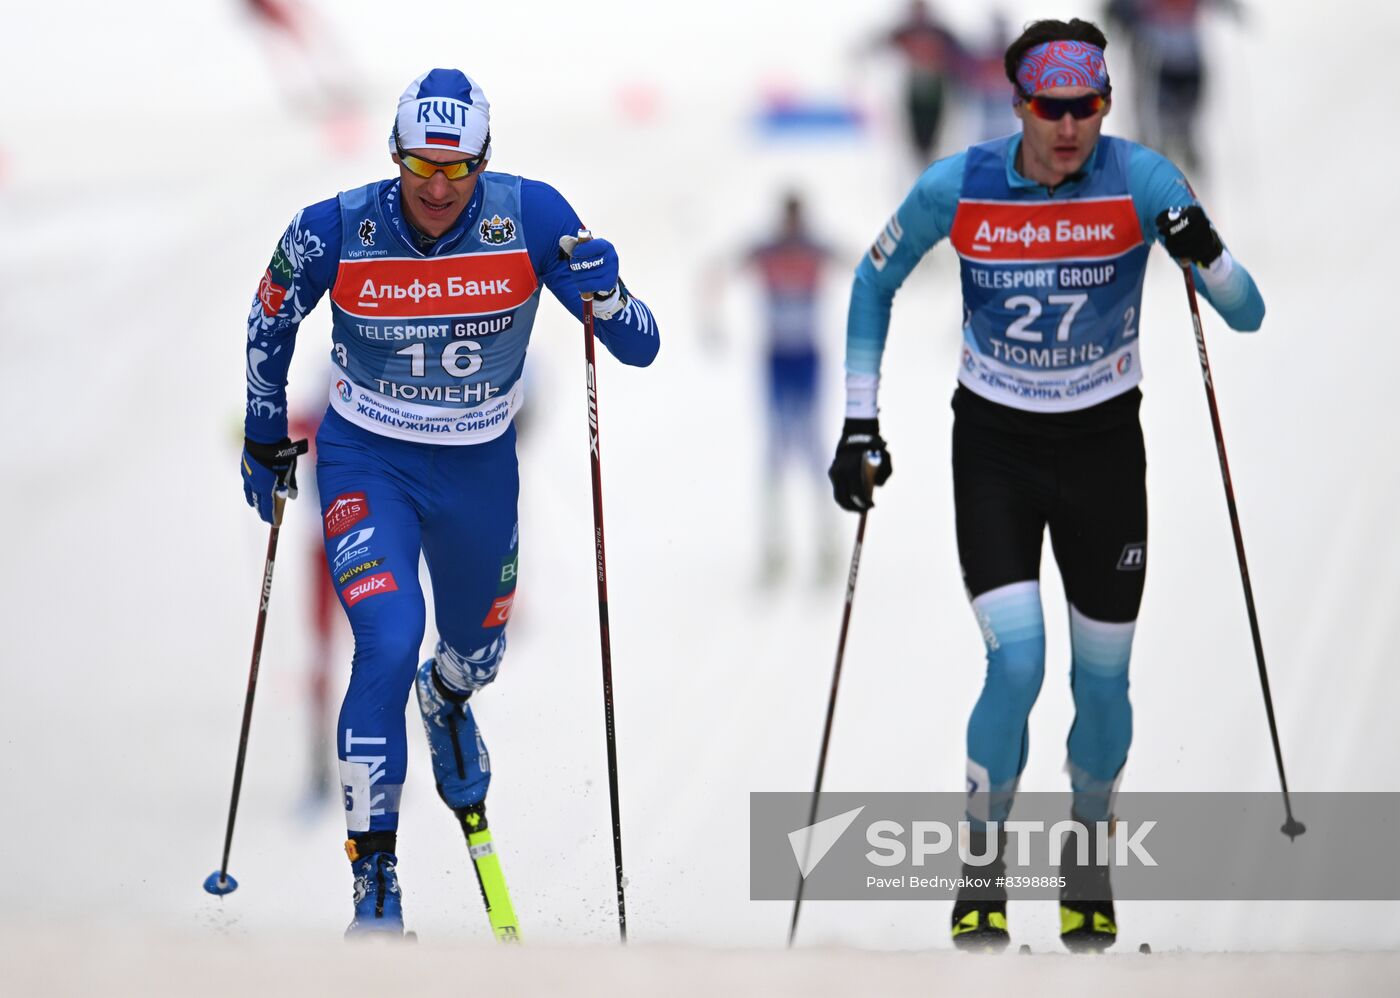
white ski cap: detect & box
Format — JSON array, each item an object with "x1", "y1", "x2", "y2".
[{"x1": 389, "y1": 69, "x2": 492, "y2": 159}]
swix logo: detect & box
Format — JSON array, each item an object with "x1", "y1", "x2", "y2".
[
  {"x1": 260, "y1": 559, "x2": 275, "y2": 612},
  {"x1": 345, "y1": 571, "x2": 398, "y2": 606},
  {"x1": 1193, "y1": 323, "x2": 1212, "y2": 388},
  {"x1": 324, "y1": 492, "x2": 370, "y2": 537},
  {"x1": 950, "y1": 197, "x2": 1143, "y2": 261},
  {"x1": 587, "y1": 363, "x2": 599, "y2": 457}
]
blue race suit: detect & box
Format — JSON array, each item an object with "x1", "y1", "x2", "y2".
[
  {"x1": 845, "y1": 134, "x2": 1262, "y2": 823},
  {"x1": 747, "y1": 234, "x2": 831, "y2": 472},
  {"x1": 245, "y1": 174, "x2": 658, "y2": 834}
]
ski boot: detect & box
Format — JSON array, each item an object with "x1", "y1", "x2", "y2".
[
  {"x1": 415, "y1": 657, "x2": 492, "y2": 807},
  {"x1": 344, "y1": 837, "x2": 404, "y2": 938},
  {"x1": 1059, "y1": 819, "x2": 1117, "y2": 953},
  {"x1": 951, "y1": 827, "x2": 1010, "y2": 952}
]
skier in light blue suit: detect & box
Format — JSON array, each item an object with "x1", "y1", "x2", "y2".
[
  {"x1": 239, "y1": 69, "x2": 659, "y2": 935},
  {"x1": 826, "y1": 19, "x2": 1261, "y2": 951}
]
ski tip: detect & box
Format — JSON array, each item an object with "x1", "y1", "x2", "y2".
[
  {"x1": 1138, "y1": 942, "x2": 1152, "y2": 955},
  {"x1": 1018, "y1": 944, "x2": 1032, "y2": 955},
  {"x1": 203, "y1": 871, "x2": 239, "y2": 896}
]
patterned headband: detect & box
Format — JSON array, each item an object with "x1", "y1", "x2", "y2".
[{"x1": 1015, "y1": 40, "x2": 1110, "y2": 98}]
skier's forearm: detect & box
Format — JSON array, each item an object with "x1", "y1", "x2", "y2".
[
  {"x1": 592, "y1": 295, "x2": 660, "y2": 367},
  {"x1": 1194, "y1": 250, "x2": 1265, "y2": 332},
  {"x1": 841, "y1": 154, "x2": 963, "y2": 419},
  {"x1": 245, "y1": 323, "x2": 299, "y2": 443},
  {"x1": 844, "y1": 267, "x2": 896, "y2": 418},
  {"x1": 245, "y1": 201, "x2": 340, "y2": 441}
]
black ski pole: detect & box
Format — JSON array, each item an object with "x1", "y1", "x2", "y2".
[
  {"x1": 788, "y1": 457, "x2": 880, "y2": 946},
  {"x1": 1179, "y1": 264, "x2": 1304, "y2": 839},
  {"x1": 205, "y1": 448, "x2": 307, "y2": 897},
  {"x1": 577, "y1": 230, "x2": 629, "y2": 941}
]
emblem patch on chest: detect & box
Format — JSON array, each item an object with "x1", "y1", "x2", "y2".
[{"x1": 479, "y1": 214, "x2": 517, "y2": 245}]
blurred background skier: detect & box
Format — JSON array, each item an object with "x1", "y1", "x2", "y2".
[
  {"x1": 864, "y1": 0, "x2": 966, "y2": 168},
  {"x1": 961, "y1": 12, "x2": 1020, "y2": 143},
  {"x1": 708, "y1": 191, "x2": 842, "y2": 586},
  {"x1": 1104, "y1": 0, "x2": 1249, "y2": 172},
  {"x1": 239, "y1": 0, "x2": 366, "y2": 148}
]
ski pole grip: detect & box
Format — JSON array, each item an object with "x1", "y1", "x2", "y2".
[
  {"x1": 861, "y1": 451, "x2": 882, "y2": 501},
  {"x1": 575, "y1": 228, "x2": 594, "y2": 301},
  {"x1": 270, "y1": 438, "x2": 308, "y2": 528}
]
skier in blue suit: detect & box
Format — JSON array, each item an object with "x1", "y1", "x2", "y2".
[{"x1": 239, "y1": 69, "x2": 659, "y2": 934}]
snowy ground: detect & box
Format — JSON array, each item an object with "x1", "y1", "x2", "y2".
[
  {"x1": 6, "y1": 931, "x2": 1400, "y2": 998},
  {"x1": 2, "y1": 0, "x2": 1397, "y2": 993}
]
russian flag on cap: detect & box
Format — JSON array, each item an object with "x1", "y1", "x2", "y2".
[{"x1": 390, "y1": 69, "x2": 492, "y2": 158}]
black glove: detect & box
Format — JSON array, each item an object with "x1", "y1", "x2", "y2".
[
  {"x1": 828, "y1": 418, "x2": 893, "y2": 512},
  {"x1": 1155, "y1": 206, "x2": 1223, "y2": 266},
  {"x1": 241, "y1": 437, "x2": 309, "y2": 524}
]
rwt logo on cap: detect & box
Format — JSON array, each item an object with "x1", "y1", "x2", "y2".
[{"x1": 416, "y1": 101, "x2": 473, "y2": 124}]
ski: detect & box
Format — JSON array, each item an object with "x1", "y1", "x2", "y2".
[{"x1": 458, "y1": 805, "x2": 521, "y2": 943}]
